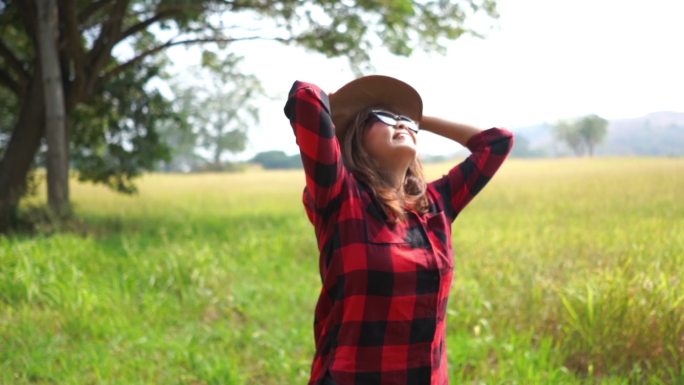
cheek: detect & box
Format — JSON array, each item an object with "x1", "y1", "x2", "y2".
[
  {"x1": 366, "y1": 123, "x2": 390, "y2": 141},
  {"x1": 363, "y1": 124, "x2": 387, "y2": 155}
]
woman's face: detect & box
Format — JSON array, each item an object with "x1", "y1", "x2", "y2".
[{"x1": 362, "y1": 110, "x2": 418, "y2": 168}]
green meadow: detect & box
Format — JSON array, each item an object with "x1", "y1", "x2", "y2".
[{"x1": 1, "y1": 157, "x2": 683, "y2": 384}]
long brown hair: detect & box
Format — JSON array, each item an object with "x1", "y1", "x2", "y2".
[{"x1": 341, "y1": 107, "x2": 430, "y2": 222}]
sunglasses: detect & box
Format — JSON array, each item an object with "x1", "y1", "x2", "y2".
[{"x1": 369, "y1": 110, "x2": 420, "y2": 134}]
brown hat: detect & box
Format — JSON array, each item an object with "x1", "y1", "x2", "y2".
[{"x1": 329, "y1": 75, "x2": 423, "y2": 139}]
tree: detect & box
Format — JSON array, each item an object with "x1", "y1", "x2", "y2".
[
  {"x1": 0, "y1": 0, "x2": 498, "y2": 232},
  {"x1": 554, "y1": 114, "x2": 609, "y2": 156},
  {"x1": 577, "y1": 114, "x2": 608, "y2": 156},
  {"x1": 36, "y1": 0, "x2": 69, "y2": 217},
  {"x1": 170, "y1": 52, "x2": 263, "y2": 170}
]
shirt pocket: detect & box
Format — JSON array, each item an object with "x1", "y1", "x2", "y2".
[
  {"x1": 361, "y1": 212, "x2": 450, "y2": 300},
  {"x1": 364, "y1": 214, "x2": 410, "y2": 245}
]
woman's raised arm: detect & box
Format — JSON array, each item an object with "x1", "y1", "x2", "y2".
[
  {"x1": 283, "y1": 81, "x2": 346, "y2": 212},
  {"x1": 424, "y1": 116, "x2": 514, "y2": 222}
]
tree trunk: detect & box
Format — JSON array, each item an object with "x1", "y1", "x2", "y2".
[
  {"x1": 213, "y1": 120, "x2": 223, "y2": 167},
  {"x1": 0, "y1": 74, "x2": 45, "y2": 233},
  {"x1": 37, "y1": 0, "x2": 70, "y2": 217}
]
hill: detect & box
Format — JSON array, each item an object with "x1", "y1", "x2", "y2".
[{"x1": 513, "y1": 111, "x2": 684, "y2": 157}]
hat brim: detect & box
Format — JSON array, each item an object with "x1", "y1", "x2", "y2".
[{"x1": 329, "y1": 75, "x2": 423, "y2": 139}]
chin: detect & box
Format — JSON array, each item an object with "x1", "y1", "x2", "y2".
[{"x1": 394, "y1": 144, "x2": 417, "y2": 159}]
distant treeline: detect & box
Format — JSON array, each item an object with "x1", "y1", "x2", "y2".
[
  {"x1": 250, "y1": 151, "x2": 302, "y2": 169},
  {"x1": 248, "y1": 151, "x2": 461, "y2": 170},
  {"x1": 159, "y1": 111, "x2": 684, "y2": 172}
]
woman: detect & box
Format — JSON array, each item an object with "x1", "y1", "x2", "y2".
[{"x1": 283, "y1": 75, "x2": 514, "y2": 385}]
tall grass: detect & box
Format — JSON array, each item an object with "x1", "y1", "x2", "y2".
[{"x1": 1, "y1": 157, "x2": 682, "y2": 384}]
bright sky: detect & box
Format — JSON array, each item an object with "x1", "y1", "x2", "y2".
[{"x1": 169, "y1": 0, "x2": 684, "y2": 159}]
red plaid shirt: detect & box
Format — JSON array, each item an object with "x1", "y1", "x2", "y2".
[{"x1": 284, "y1": 81, "x2": 513, "y2": 385}]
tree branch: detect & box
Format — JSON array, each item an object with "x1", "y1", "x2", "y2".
[
  {"x1": 118, "y1": 9, "x2": 180, "y2": 42},
  {"x1": 60, "y1": 0, "x2": 86, "y2": 63},
  {"x1": 77, "y1": 0, "x2": 114, "y2": 24},
  {"x1": 87, "y1": 0, "x2": 129, "y2": 68},
  {"x1": 96, "y1": 35, "x2": 290, "y2": 91},
  {"x1": 0, "y1": 39, "x2": 29, "y2": 82},
  {"x1": 85, "y1": 0, "x2": 129, "y2": 94},
  {"x1": 58, "y1": 0, "x2": 87, "y2": 107}
]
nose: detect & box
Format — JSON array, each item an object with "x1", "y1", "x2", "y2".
[
  {"x1": 395, "y1": 119, "x2": 418, "y2": 134},
  {"x1": 395, "y1": 121, "x2": 410, "y2": 131}
]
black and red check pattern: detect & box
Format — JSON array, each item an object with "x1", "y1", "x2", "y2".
[{"x1": 284, "y1": 81, "x2": 513, "y2": 385}]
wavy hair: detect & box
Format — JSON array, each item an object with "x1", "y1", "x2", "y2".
[{"x1": 341, "y1": 107, "x2": 429, "y2": 223}]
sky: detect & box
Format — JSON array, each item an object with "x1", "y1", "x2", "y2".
[{"x1": 167, "y1": 0, "x2": 684, "y2": 159}]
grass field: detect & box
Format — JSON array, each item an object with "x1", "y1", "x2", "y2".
[{"x1": 1, "y1": 157, "x2": 683, "y2": 384}]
